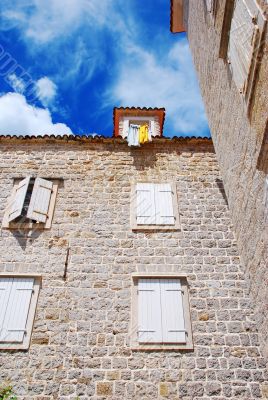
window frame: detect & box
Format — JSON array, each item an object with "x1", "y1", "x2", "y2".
[
  {"x1": 2, "y1": 178, "x2": 59, "y2": 230},
  {"x1": 121, "y1": 116, "x2": 158, "y2": 138},
  {"x1": 130, "y1": 182, "x2": 181, "y2": 231},
  {"x1": 0, "y1": 274, "x2": 41, "y2": 351},
  {"x1": 130, "y1": 273, "x2": 193, "y2": 351}
]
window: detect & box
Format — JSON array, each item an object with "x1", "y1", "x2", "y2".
[
  {"x1": 0, "y1": 275, "x2": 41, "y2": 350},
  {"x1": 220, "y1": 0, "x2": 266, "y2": 107},
  {"x1": 131, "y1": 183, "x2": 180, "y2": 230},
  {"x1": 2, "y1": 177, "x2": 59, "y2": 229},
  {"x1": 121, "y1": 117, "x2": 158, "y2": 138},
  {"x1": 130, "y1": 275, "x2": 193, "y2": 350}
]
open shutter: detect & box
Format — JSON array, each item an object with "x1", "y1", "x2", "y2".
[
  {"x1": 27, "y1": 178, "x2": 53, "y2": 223},
  {"x1": 160, "y1": 279, "x2": 186, "y2": 343},
  {"x1": 0, "y1": 278, "x2": 13, "y2": 342},
  {"x1": 2, "y1": 278, "x2": 34, "y2": 343},
  {"x1": 136, "y1": 183, "x2": 156, "y2": 225},
  {"x1": 155, "y1": 184, "x2": 175, "y2": 225},
  {"x1": 227, "y1": 0, "x2": 258, "y2": 94},
  {"x1": 150, "y1": 120, "x2": 155, "y2": 137},
  {"x1": 8, "y1": 177, "x2": 31, "y2": 222},
  {"x1": 138, "y1": 279, "x2": 162, "y2": 343},
  {"x1": 122, "y1": 119, "x2": 129, "y2": 138}
]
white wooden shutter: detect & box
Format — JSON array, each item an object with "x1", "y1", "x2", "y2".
[
  {"x1": 122, "y1": 119, "x2": 129, "y2": 138},
  {"x1": 8, "y1": 177, "x2": 31, "y2": 222},
  {"x1": 27, "y1": 178, "x2": 53, "y2": 223},
  {"x1": 228, "y1": 0, "x2": 258, "y2": 94},
  {"x1": 155, "y1": 184, "x2": 175, "y2": 225},
  {"x1": 0, "y1": 278, "x2": 13, "y2": 342},
  {"x1": 1, "y1": 278, "x2": 34, "y2": 343},
  {"x1": 160, "y1": 279, "x2": 186, "y2": 343},
  {"x1": 150, "y1": 120, "x2": 155, "y2": 137},
  {"x1": 136, "y1": 183, "x2": 156, "y2": 225},
  {"x1": 138, "y1": 279, "x2": 162, "y2": 343}
]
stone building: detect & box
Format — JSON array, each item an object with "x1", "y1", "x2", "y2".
[
  {"x1": 0, "y1": 107, "x2": 267, "y2": 399},
  {"x1": 171, "y1": 0, "x2": 268, "y2": 358}
]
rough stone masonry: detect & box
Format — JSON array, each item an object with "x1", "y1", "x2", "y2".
[{"x1": 0, "y1": 136, "x2": 267, "y2": 399}]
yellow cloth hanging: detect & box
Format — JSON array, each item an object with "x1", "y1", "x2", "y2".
[{"x1": 139, "y1": 124, "x2": 149, "y2": 144}]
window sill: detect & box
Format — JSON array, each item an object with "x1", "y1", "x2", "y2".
[
  {"x1": 131, "y1": 343, "x2": 194, "y2": 352},
  {"x1": 0, "y1": 341, "x2": 31, "y2": 351},
  {"x1": 2, "y1": 222, "x2": 49, "y2": 230},
  {"x1": 132, "y1": 224, "x2": 181, "y2": 231}
]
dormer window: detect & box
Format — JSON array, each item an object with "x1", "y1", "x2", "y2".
[{"x1": 113, "y1": 107, "x2": 165, "y2": 146}]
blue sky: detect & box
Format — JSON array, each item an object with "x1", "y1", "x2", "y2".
[{"x1": 0, "y1": 0, "x2": 210, "y2": 137}]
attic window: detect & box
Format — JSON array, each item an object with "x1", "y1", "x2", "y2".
[
  {"x1": 121, "y1": 117, "x2": 156, "y2": 139},
  {"x1": 2, "y1": 177, "x2": 59, "y2": 230}
]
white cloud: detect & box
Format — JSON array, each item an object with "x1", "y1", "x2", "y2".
[
  {"x1": 1, "y1": 0, "x2": 113, "y2": 43},
  {"x1": 0, "y1": 93, "x2": 72, "y2": 136},
  {"x1": 107, "y1": 40, "x2": 209, "y2": 136},
  {"x1": 36, "y1": 77, "x2": 57, "y2": 106},
  {"x1": 7, "y1": 74, "x2": 26, "y2": 93}
]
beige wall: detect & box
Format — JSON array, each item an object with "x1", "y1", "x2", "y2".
[
  {"x1": 0, "y1": 137, "x2": 267, "y2": 399},
  {"x1": 183, "y1": 0, "x2": 268, "y2": 359}
]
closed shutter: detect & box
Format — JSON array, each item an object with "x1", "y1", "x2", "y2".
[
  {"x1": 0, "y1": 278, "x2": 13, "y2": 342},
  {"x1": 160, "y1": 279, "x2": 186, "y2": 343},
  {"x1": 27, "y1": 178, "x2": 53, "y2": 223},
  {"x1": 1, "y1": 278, "x2": 34, "y2": 343},
  {"x1": 138, "y1": 279, "x2": 162, "y2": 343},
  {"x1": 122, "y1": 119, "x2": 129, "y2": 138},
  {"x1": 136, "y1": 183, "x2": 156, "y2": 225},
  {"x1": 155, "y1": 184, "x2": 175, "y2": 225},
  {"x1": 8, "y1": 177, "x2": 31, "y2": 222},
  {"x1": 228, "y1": 0, "x2": 258, "y2": 94}
]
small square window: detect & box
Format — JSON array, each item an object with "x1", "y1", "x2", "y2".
[
  {"x1": 0, "y1": 275, "x2": 41, "y2": 350},
  {"x1": 130, "y1": 275, "x2": 193, "y2": 351},
  {"x1": 130, "y1": 183, "x2": 180, "y2": 230},
  {"x1": 2, "y1": 177, "x2": 59, "y2": 230}
]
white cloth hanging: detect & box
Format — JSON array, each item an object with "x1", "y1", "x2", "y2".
[{"x1": 127, "y1": 124, "x2": 140, "y2": 147}]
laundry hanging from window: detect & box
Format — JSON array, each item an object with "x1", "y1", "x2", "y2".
[{"x1": 127, "y1": 122, "x2": 153, "y2": 147}]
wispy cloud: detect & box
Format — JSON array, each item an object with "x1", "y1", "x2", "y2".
[
  {"x1": 106, "y1": 39, "x2": 209, "y2": 136},
  {"x1": 0, "y1": 93, "x2": 72, "y2": 135},
  {"x1": 0, "y1": 0, "x2": 113, "y2": 43},
  {"x1": 7, "y1": 73, "x2": 25, "y2": 93}
]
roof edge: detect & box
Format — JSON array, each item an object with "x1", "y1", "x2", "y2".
[
  {"x1": 0, "y1": 134, "x2": 212, "y2": 142},
  {"x1": 170, "y1": 0, "x2": 185, "y2": 33}
]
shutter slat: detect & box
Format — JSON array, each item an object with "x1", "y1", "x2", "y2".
[
  {"x1": 161, "y1": 279, "x2": 186, "y2": 343},
  {"x1": 27, "y1": 178, "x2": 53, "y2": 223},
  {"x1": 136, "y1": 183, "x2": 156, "y2": 225},
  {"x1": 8, "y1": 177, "x2": 31, "y2": 222},
  {"x1": 155, "y1": 184, "x2": 175, "y2": 225},
  {"x1": 138, "y1": 279, "x2": 162, "y2": 343},
  {"x1": 2, "y1": 278, "x2": 34, "y2": 343},
  {"x1": 0, "y1": 278, "x2": 13, "y2": 342}
]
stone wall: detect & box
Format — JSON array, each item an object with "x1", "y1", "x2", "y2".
[
  {"x1": 183, "y1": 0, "x2": 268, "y2": 359},
  {"x1": 0, "y1": 137, "x2": 267, "y2": 399}
]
